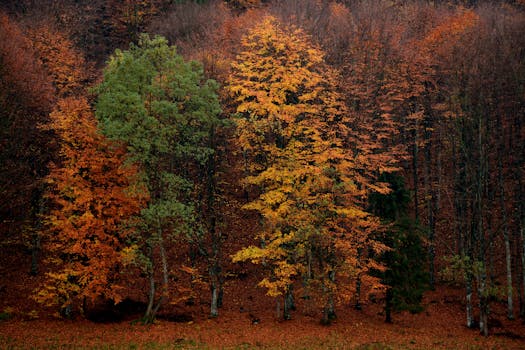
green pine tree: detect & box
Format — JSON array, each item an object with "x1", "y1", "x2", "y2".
[
  {"x1": 369, "y1": 172, "x2": 428, "y2": 323},
  {"x1": 94, "y1": 34, "x2": 222, "y2": 323}
]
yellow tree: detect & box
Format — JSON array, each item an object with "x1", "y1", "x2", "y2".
[
  {"x1": 36, "y1": 97, "x2": 147, "y2": 317},
  {"x1": 229, "y1": 17, "x2": 386, "y2": 323}
]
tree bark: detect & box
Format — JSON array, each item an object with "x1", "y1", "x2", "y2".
[
  {"x1": 476, "y1": 114, "x2": 489, "y2": 336},
  {"x1": 466, "y1": 268, "x2": 474, "y2": 328},
  {"x1": 143, "y1": 230, "x2": 169, "y2": 324},
  {"x1": 498, "y1": 115, "x2": 514, "y2": 320},
  {"x1": 354, "y1": 273, "x2": 362, "y2": 310},
  {"x1": 385, "y1": 287, "x2": 393, "y2": 323},
  {"x1": 412, "y1": 124, "x2": 420, "y2": 222},
  {"x1": 321, "y1": 270, "x2": 336, "y2": 325},
  {"x1": 521, "y1": 225, "x2": 525, "y2": 319},
  {"x1": 209, "y1": 257, "x2": 221, "y2": 318},
  {"x1": 283, "y1": 285, "x2": 294, "y2": 320}
]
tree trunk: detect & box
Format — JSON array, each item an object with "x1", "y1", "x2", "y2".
[
  {"x1": 516, "y1": 175, "x2": 525, "y2": 319},
  {"x1": 144, "y1": 272, "x2": 156, "y2": 324},
  {"x1": 283, "y1": 285, "x2": 294, "y2": 320},
  {"x1": 143, "y1": 233, "x2": 169, "y2": 324},
  {"x1": 30, "y1": 231, "x2": 41, "y2": 276},
  {"x1": 210, "y1": 283, "x2": 219, "y2": 318},
  {"x1": 478, "y1": 266, "x2": 489, "y2": 336},
  {"x1": 521, "y1": 225, "x2": 525, "y2": 319},
  {"x1": 498, "y1": 116, "x2": 514, "y2": 320},
  {"x1": 423, "y1": 109, "x2": 435, "y2": 290},
  {"x1": 466, "y1": 269, "x2": 474, "y2": 328},
  {"x1": 321, "y1": 270, "x2": 336, "y2": 325},
  {"x1": 412, "y1": 125, "x2": 420, "y2": 222},
  {"x1": 385, "y1": 287, "x2": 393, "y2": 323},
  {"x1": 354, "y1": 273, "x2": 362, "y2": 310},
  {"x1": 476, "y1": 114, "x2": 489, "y2": 337},
  {"x1": 209, "y1": 258, "x2": 221, "y2": 318}
]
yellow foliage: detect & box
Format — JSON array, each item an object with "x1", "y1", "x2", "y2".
[{"x1": 229, "y1": 16, "x2": 387, "y2": 306}]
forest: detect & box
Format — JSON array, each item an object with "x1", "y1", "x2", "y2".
[{"x1": 1, "y1": 0, "x2": 525, "y2": 348}]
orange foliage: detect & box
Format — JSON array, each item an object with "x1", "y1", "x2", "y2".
[
  {"x1": 36, "y1": 97, "x2": 148, "y2": 312},
  {"x1": 27, "y1": 24, "x2": 90, "y2": 97},
  {"x1": 0, "y1": 13, "x2": 53, "y2": 111},
  {"x1": 420, "y1": 9, "x2": 479, "y2": 58}
]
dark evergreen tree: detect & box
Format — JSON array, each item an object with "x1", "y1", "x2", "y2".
[{"x1": 369, "y1": 172, "x2": 429, "y2": 323}]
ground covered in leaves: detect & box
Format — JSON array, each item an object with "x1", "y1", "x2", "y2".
[{"x1": 1, "y1": 287, "x2": 524, "y2": 349}]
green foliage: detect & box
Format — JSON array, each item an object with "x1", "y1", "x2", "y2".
[
  {"x1": 0, "y1": 307, "x2": 13, "y2": 321},
  {"x1": 384, "y1": 218, "x2": 428, "y2": 314},
  {"x1": 441, "y1": 255, "x2": 505, "y2": 299},
  {"x1": 95, "y1": 32, "x2": 222, "y2": 235},
  {"x1": 369, "y1": 173, "x2": 428, "y2": 318},
  {"x1": 95, "y1": 33, "x2": 222, "y2": 315},
  {"x1": 95, "y1": 34, "x2": 221, "y2": 169}
]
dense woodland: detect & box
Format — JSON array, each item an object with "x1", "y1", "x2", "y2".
[{"x1": 1, "y1": 0, "x2": 525, "y2": 344}]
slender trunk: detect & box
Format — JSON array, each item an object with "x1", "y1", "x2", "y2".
[
  {"x1": 210, "y1": 283, "x2": 218, "y2": 318},
  {"x1": 322, "y1": 270, "x2": 336, "y2": 325},
  {"x1": 157, "y1": 237, "x2": 169, "y2": 309},
  {"x1": 412, "y1": 126, "x2": 420, "y2": 222},
  {"x1": 423, "y1": 109, "x2": 435, "y2": 289},
  {"x1": 466, "y1": 269, "x2": 474, "y2": 328},
  {"x1": 30, "y1": 231, "x2": 41, "y2": 276},
  {"x1": 144, "y1": 272, "x2": 156, "y2": 323},
  {"x1": 206, "y1": 129, "x2": 223, "y2": 316},
  {"x1": 354, "y1": 273, "x2": 362, "y2": 310},
  {"x1": 148, "y1": 243, "x2": 168, "y2": 320},
  {"x1": 458, "y1": 115, "x2": 474, "y2": 329},
  {"x1": 452, "y1": 138, "x2": 463, "y2": 255},
  {"x1": 498, "y1": 115, "x2": 514, "y2": 319},
  {"x1": 385, "y1": 287, "x2": 393, "y2": 323},
  {"x1": 502, "y1": 204, "x2": 514, "y2": 320},
  {"x1": 521, "y1": 225, "x2": 525, "y2": 319},
  {"x1": 283, "y1": 285, "x2": 294, "y2": 320},
  {"x1": 517, "y1": 177, "x2": 525, "y2": 319},
  {"x1": 477, "y1": 114, "x2": 489, "y2": 337},
  {"x1": 354, "y1": 248, "x2": 362, "y2": 310},
  {"x1": 143, "y1": 228, "x2": 169, "y2": 324},
  {"x1": 209, "y1": 256, "x2": 221, "y2": 318},
  {"x1": 478, "y1": 267, "x2": 489, "y2": 336}
]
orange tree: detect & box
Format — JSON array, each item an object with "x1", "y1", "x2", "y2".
[
  {"x1": 229, "y1": 17, "x2": 387, "y2": 323},
  {"x1": 36, "y1": 97, "x2": 147, "y2": 317}
]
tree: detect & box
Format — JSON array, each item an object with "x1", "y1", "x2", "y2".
[
  {"x1": 95, "y1": 34, "x2": 222, "y2": 323},
  {"x1": 229, "y1": 17, "x2": 387, "y2": 323},
  {"x1": 27, "y1": 24, "x2": 90, "y2": 98},
  {"x1": 369, "y1": 172, "x2": 428, "y2": 323},
  {"x1": 36, "y1": 97, "x2": 147, "y2": 317},
  {"x1": 0, "y1": 12, "x2": 54, "y2": 276}
]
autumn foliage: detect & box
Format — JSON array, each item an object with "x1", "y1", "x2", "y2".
[
  {"x1": 228, "y1": 16, "x2": 388, "y2": 322},
  {"x1": 1, "y1": 1, "x2": 525, "y2": 346},
  {"x1": 36, "y1": 97, "x2": 147, "y2": 314}
]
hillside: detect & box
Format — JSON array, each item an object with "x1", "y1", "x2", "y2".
[{"x1": 1, "y1": 1, "x2": 525, "y2": 348}]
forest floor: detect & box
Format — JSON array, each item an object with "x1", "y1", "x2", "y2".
[
  {"x1": 1, "y1": 215, "x2": 524, "y2": 349},
  {"x1": 1, "y1": 284, "x2": 525, "y2": 349}
]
